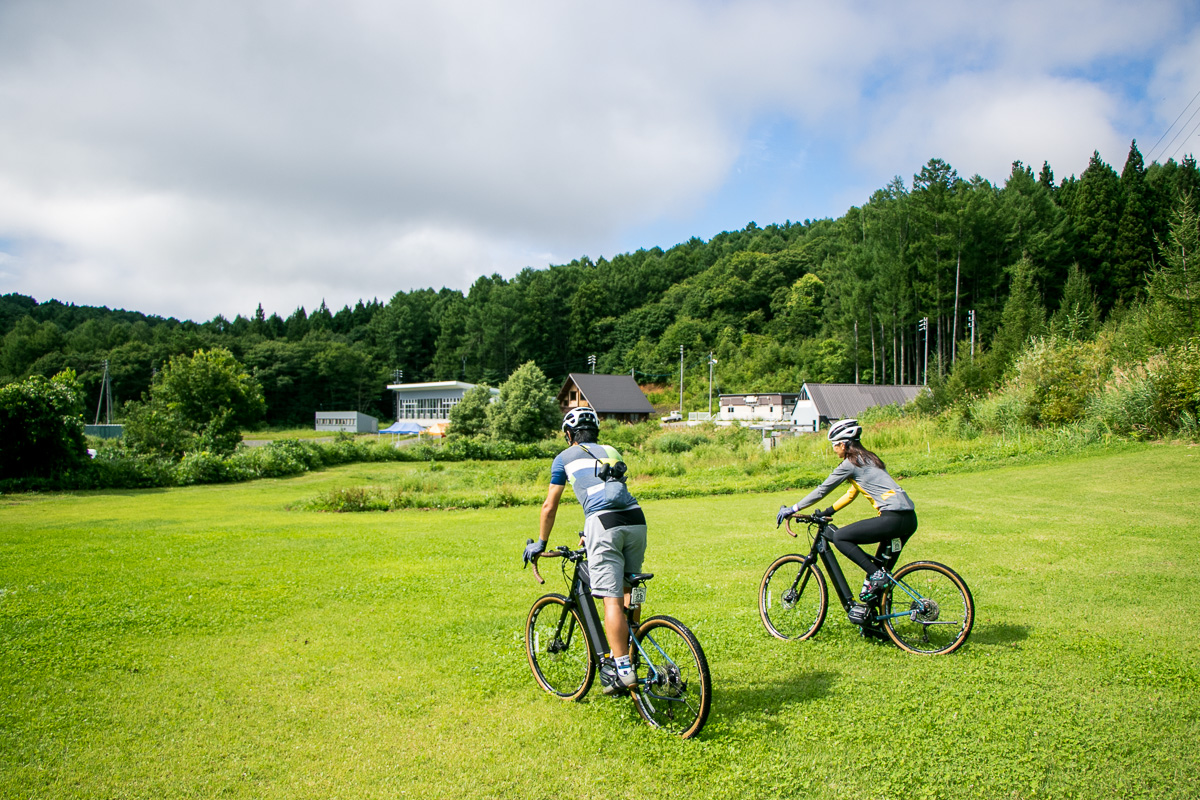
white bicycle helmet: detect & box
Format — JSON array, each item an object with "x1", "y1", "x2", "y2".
[
  {"x1": 827, "y1": 418, "x2": 862, "y2": 443},
  {"x1": 562, "y1": 406, "x2": 600, "y2": 433}
]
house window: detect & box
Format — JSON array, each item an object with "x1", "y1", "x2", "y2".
[
  {"x1": 398, "y1": 397, "x2": 460, "y2": 419},
  {"x1": 570, "y1": 390, "x2": 577, "y2": 402}
]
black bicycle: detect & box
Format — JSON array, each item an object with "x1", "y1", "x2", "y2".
[
  {"x1": 524, "y1": 542, "x2": 712, "y2": 738},
  {"x1": 759, "y1": 513, "x2": 974, "y2": 654}
]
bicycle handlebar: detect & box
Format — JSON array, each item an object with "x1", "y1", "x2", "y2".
[
  {"x1": 529, "y1": 545, "x2": 585, "y2": 585},
  {"x1": 784, "y1": 513, "x2": 831, "y2": 537}
]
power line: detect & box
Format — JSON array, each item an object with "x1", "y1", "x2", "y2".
[
  {"x1": 1146, "y1": 85, "x2": 1200, "y2": 162},
  {"x1": 1168, "y1": 114, "x2": 1200, "y2": 163},
  {"x1": 1158, "y1": 103, "x2": 1200, "y2": 163}
]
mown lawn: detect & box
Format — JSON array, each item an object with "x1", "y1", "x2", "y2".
[{"x1": 1, "y1": 446, "x2": 1198, "y2": 799}]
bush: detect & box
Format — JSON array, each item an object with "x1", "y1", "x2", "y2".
[
  {"x1": 651, "y1": 432, "x2": 711, "y2": 454},
  {"x1": 1090, "y1": 340, "x2": 1200, "y2": 439},
  {"x1": 1007, "y1": 337, "x2": 1110, "y2": 426},
  {"x1": 0, "y1": 369, "x2": 89, "y2": 482},
  {"x1": 176, "y1": 451, "x2": 254, "y2": 485},
  {"x1": 969, "y1": 391, "x2": 1029, "y2": 434}
]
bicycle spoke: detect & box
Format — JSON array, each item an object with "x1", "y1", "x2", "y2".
[{"x1": 882, "y1": 562, "x2": 974, "y2": 655}]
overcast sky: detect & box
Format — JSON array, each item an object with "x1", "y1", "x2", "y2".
[{"x1": 2, "y1": 0, "x2": 1199, "y2": 322}]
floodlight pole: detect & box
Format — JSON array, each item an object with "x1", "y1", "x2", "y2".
[
  {"x1": 708, "y1": 352, "x2": 717, "y2": 415},
  {"x1": 918, "y1": 317, "x2": 929, "y2": 385},
  {"x1": 679, "y1": 345, "x2": 684, "y2": 415}
]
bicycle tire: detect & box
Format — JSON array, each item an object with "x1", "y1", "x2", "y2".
[
  {"x1": 881, "y1": 561, "x2": 974, "y2": 655},
  {"x1": 759, "y1": 554, "x2": 828, "y2": 641},
  {"x1": 525, "y1": 593, "x2": 595, "y2": 700},
  {"x1": 631, "y1": 615, "x2": 712, "y2": 739}
]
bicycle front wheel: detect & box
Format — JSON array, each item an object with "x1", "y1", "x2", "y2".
[
  {"x1": 631, "y1": 615, "x2": 712, "y2": 739},
  {"x1": 525, "y1": 593, "x2": 595, "y2": 700},
  {"x1": 759, "y1": 554, "x2": 828, "y2": 640},
  {"x1": 882, "y1": 561, "x2": 974, "y2": 655}
]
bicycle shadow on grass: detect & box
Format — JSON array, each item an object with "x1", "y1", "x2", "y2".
[
  {"x1": 968, "y1": 623, "x2": 1030, "y2": 646},
  {"x1": 718, "y1": 669, "x2": 839, "y2": 721}
]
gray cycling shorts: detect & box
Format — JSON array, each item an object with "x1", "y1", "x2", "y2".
[{"x1": 583, "y1": 507, "x2": 648, "y2": 598}]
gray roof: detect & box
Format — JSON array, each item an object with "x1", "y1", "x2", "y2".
[
  {"x1": 561, "y1": 373, "x2": 655, "y2": 414},
  {"x1": 805, "y1": 383, "x2": 924, "y2": 419}
]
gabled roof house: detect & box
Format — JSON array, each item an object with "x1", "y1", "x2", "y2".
[
  {"x1": 791, "y1": 383, "x2": 924, "y2": 431},
  {"x1": 558, "y1": 373, "x2": 655, "y2": 424}
]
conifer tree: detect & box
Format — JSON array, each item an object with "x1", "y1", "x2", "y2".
[{"x1": 1113, "y1": 141, "x2": 1155, "y2": 305}]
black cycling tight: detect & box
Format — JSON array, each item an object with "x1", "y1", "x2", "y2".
[{"x1": 829, "y1": 510, "x2": 918, "y2": 574}]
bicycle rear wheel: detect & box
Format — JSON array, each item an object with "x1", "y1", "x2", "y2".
[
  {"x1": 759, "y1": 554, "x2": 828, "y2": 640},
  {"x1": 525, "y1": 593, "x2": 595, "y2": 700},
  {"x1": 631, "y1": 615, "x2": 711, "y2": 739},
  {"x1": 881, "y1": 561, "x2": 974, "y2": 655}
]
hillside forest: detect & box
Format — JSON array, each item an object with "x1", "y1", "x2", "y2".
[{"x1": 2, "y1": 142, "x2": 1199, "y2": 429}]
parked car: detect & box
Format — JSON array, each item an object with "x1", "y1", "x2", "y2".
[{"x1": 661, "y1": 411, "x2": 683, "y2": 423}]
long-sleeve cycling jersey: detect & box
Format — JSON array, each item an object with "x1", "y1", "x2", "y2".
[{"x1": 793, "y1": 458, "x2": 915, "y2": 515}]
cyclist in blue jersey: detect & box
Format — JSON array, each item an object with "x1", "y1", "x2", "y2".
[
  {"x1": 523, "y1": 407, "x2": 647, "y2": 695},
  {"x1": 777, "y1": 418, "x2": 918, "y2": 626}
]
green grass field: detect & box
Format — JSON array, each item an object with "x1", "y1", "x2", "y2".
[{"x1": 2, "y1": 446, "x2": 1198, "y2": 799}]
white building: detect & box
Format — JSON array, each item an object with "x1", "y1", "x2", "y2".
[
  {"x1": 315, "y1": 411, "x2": 379, "y2": 433},
  {"x1": 717, "y1": 393, "x2": 801, "y2": 423},
  {"x1": 387, "y1": 381, "x2": 498, "y2": 427}
]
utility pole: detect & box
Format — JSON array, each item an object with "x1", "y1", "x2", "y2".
[
  {"x1": 588, "y1": 354, "x2": 596, "y2": 374},
  {"x1": 854, "y1": 320, "x2": 859, "y2": 385},
  {"x1": 392, "y1": 369, "x2": 403, "y2": 384},
  {"x1": 918, "y1": 317, "x2": 929, "y2": 385},
  {"x1": 94, "y1": 359, "x2": 112, "y2": 425},
  {"x1": 679, "y1": 345, "x2": 684, "y2": 415},
  {"x1": 707, "y1": 352, "x2": 718, "y2": 416}
]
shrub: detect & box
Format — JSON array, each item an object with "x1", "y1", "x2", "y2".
[
  {"x1": 1007, "y1": 336, "x2": 1111, "y2": 425},
  {"x1": 176, "y1": 451, "x2": 254, "y2": 485},
  {"x1": 969, "y1": 391, "x2": 1029, "y2": 434},
  {"x1": 0, "y1": 369, "x2": 89, "y2": 482},
  {"x1": 650, "y1": 432, "x2": 710, "y2": 454}
]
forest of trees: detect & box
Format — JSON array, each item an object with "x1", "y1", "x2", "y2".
[{"x1": 2, "y1": 141, "x2": 1198, "y2": 428}]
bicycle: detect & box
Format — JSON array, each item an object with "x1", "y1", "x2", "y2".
[
  {"x1": 759, "y1": 513, "x2": 975, "y2": 654},
  {"x1": 524, "y1": 541, "x2": 712, "y2": 738}
]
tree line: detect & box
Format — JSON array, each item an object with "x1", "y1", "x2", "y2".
[{"x1": 2, "y1": 141, "x2": 1198, "y2": 426}]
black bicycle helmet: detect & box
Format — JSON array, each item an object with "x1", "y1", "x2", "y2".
[
  {"x1": 562, "y1": 406, "x2": 600, "y2": 433},
  {"x1": 827, "y1": 418, "x2": 862, "y2": 443}
]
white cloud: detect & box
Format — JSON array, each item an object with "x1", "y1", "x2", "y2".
[
  {"x1": 0, "y1": 0, "x2": 1195, "y2": 319},
  {"x1": 856, "y1": 74, "x2": 1127, "y2": 186}
]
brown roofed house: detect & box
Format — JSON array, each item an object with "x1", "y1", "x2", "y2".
[{"x1": 558, "y1": 373, "x2": 655, "y2": 424}]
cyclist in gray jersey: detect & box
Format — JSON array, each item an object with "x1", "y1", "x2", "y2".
[
  {"x1": 778, "y1": 419, "x2": 918, "y2": 614},
  {"x1": 522, "y1": 407, "x2": 646, "y2": 695}
]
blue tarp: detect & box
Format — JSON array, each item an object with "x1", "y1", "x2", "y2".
[{"x1": 380, "y1": 421, "x2": 425, "y2": 434}]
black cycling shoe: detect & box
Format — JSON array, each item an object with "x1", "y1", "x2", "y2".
[
  {"x1": 859, "y1": 569, "x2": 889, "y2": 602},
  {"x1": 598, "y1": 657, "x2": 629, "y2": 696}
]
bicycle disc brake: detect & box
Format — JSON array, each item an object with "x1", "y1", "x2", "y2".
[{"x1": 909, "y1": 598, "x2": 941, "y2": 623}]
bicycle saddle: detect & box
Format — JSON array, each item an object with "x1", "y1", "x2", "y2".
[{"x1": 626, "y1": 573, "x2": 654, "y2": 585}]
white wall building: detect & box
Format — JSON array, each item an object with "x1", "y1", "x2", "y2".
[
  {"x1": 387, "y1": 381, "x2": 498, "y2": 427},
  {"x1": 717, "y1": 393, "x2": 800, "y2": 423},
  {"x1": 315, "y1": 411, "x2": 379, "y2": 433}
]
